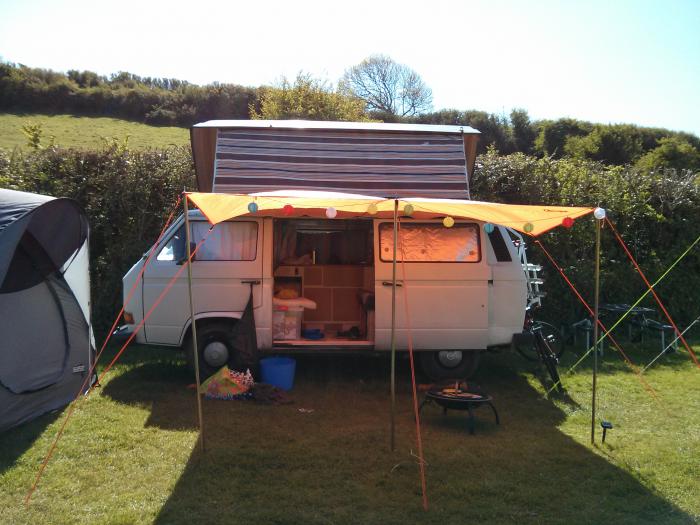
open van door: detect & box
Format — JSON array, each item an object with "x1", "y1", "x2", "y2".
[
  {"x1": 141, "y1": 216, "x2": 267, "y2": 347},
  {"x1": 373, "y1": 220, "x2": 490, "y2": 352}
]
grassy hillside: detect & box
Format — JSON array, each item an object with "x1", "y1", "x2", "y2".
[{"x1": 0, "y1": 113, "x2": 189, "y2": 150}]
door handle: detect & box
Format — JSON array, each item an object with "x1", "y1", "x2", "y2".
[
  {"x1": 382, "y1": 281, "x2": 403, "y2": 287},
  {"x1": 241, "y1": 279, "x2": 261, "y2": 285}
]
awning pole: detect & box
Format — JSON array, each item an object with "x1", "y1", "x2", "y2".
[
  {"x1": 591, "y1": 214, "x2": 602, "y2": 444},
  {"x1": 390, "y1": 199, "x2": 398, "y2": 452},
  {"x1": 184, "y1": 193, "x2": 205, "y2": 452}
]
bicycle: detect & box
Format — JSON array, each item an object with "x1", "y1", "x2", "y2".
[{"x1": 513, "y1": 307, "x2": 565, "y2": 392}]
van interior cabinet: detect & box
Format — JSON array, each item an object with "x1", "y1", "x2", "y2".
[
  {"x1": 272, "y1": 218, "x2": 375, "y2": 346},
  {"x1": 274, "y1": 265, "x2": 374, "y2": 341}
]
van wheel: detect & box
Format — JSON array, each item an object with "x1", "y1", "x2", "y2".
[
  {"x1": 419, "y1": 350, "x2": 480, "y2": 381},
  {"x1": 184, "y1": 322, "x2": 235, "y2": 380}
]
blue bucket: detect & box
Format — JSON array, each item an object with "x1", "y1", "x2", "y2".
[{"x1": 260, "y1": 357, "x2": 296, "y2": 391}]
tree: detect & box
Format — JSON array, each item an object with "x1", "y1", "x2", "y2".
[
  {"x1": 21, "y1": 123, "x2": 44, "y2": 149},
  {"x1": 340, "y1": 55, "x2": 432, "y2": 117},
  {"x1": 250, "y1": 73, "x2": 369, "y2": 121},
  {"x1": 510, "y1": 108, "x2": 536, "y2": 154},
  {"x1": 564, "y1": 124, "x2": 644, "y2": 165},
  {"x1": 635, "y1": 137, "x2": 700, "y2": 172},
  {"x1": 534, "y1": 118, "x2": 592, "y2": 158},
  {"x1": 414, "y1": 109, "x2": 514, "y2": 154}
]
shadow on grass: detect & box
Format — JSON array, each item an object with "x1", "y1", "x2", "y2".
[
  {"x1": 0, "y1": 412, "x2": 59, "y2": 475},
  {"x1": 101, "y1": 348, "x2": 693, "y2": 525}
]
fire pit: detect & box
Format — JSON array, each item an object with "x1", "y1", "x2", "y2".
[{"x1": 419, "y1": 382, "x2": 499, "y2": 435}]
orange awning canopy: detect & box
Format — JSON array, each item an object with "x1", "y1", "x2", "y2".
[{"x1": 186, "y1": 190, "x2": 594, "y2": 236}]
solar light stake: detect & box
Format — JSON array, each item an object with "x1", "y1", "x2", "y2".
[{"x1": 601, "y1": 421, "x2": 613, "y2": 443}]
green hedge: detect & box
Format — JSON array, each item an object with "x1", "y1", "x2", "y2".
[
  {"x1": 1, "y1": 145, "x2": 698, "y2": 340},
  {"x1": 472, "y1": 149, "x2": 700, "y2": 328},
  {"x1": 0, "y1": 145, "x2": 195, "y2": 333}
]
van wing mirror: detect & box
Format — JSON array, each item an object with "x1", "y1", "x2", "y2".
[{"x1": 176, "y1": 242, "x2": 198, "y2": 265}]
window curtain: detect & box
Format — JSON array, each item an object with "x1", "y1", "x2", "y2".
[
  {"x1": 274, "y1": 222, "x2": 298, "y2": 269},
  {"x1": 192, "y1": 222, "x2": 257, "y2": 261}
]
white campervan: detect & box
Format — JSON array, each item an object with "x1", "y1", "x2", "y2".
[{"x1": 120, "y1": 121, "x2": 536, "y2": 379}]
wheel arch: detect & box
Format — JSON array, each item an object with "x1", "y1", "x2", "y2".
[{"x1": 179, "y1": 312, "x2": 241, "y2": 346}]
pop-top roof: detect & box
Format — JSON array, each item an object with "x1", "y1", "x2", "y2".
[
  {"x1": 190, "y1": 120, "x2": 481, "y2": 198},
  {"x1": 192, "y1": 119, "x2": 480, "y2": 135}
]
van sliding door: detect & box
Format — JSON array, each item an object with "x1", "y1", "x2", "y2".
[{"x1": 373, "y1": 220, "x2": 490, "y2": 351}]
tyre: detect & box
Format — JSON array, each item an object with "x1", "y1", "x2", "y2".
[
  {"x1": 534, "y1": 321, "x2": 565, "y2": 360},
  {"x1": 184, "y1": 321, "x2": 239, "y2": 380},
  {"x1": 536, "y1": 335, "x2": 563, "y2": 392},
  {"x1": 542, "y1": 351, "x2": 562, "y2": 392},
  {"x1": 419, "y1": 350, "x2": 481, "y2": 381}
]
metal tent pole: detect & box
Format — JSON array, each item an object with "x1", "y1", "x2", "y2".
[
  {"x1": 591, "y1": 214, "x2": 602, "y2": 444},
  {"x1": 184, "y1": 194, "x2": 205, "y2": 452},
  {"x1": 390, "y1": 199, "x2": 398, "y2": 451}
]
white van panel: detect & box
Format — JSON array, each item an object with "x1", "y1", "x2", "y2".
[
  {"x1": 375, "y1": 281, "x2": 489, "y2": 349},
  {"x1": 488, "y1": 279, "x2": 527, "y2": 345},
  {"x1": 141, "y1": 217, "x2": 268, "y2": 346},
  {"x1": 373, "y1": 220, "x2": 491, "y2": 351},
  {"x1": 485, "y1": 226, "x2": 527, "y2": 346}
]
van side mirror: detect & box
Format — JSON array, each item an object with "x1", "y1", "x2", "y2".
[{"x1": 176, "y1": 243, "x2": 197, "y2": 265}]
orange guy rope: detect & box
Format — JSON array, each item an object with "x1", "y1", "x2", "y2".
[
  {"x1": 94, "y1": 231, "x2": 212, "y2": 384},
  {"x1": 397, "y1": 219, "x2": 429, "y2": 511},
  {"x1": 534, "y1": 239, "x2": 659, "y2": 399},
  {"x1": 25, "y1": 228, "x2": 212, "y2": 506},
  {"x1": 606, "y1": 218, "x2": 699, "y2": 368},
  {"x1": 24, "y1": 197, "x2": 182, "y2": 506},
  {"x1": 93, "y1": 195, "x2": 182, "y2": 369}
]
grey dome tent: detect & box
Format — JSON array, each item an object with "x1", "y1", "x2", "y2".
[{"x1": 0, "y1": 189, "x2": 93, "y2": 432}]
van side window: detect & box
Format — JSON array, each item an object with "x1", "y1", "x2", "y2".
[
  {"x1": 191, "y1": 221, "x2": 258, "y2": 261},
  {"x1": 379, "y1": 223, "x2": 480, "y2": 262},
  {"x1": 487, "y1": 227, "x2": 512, "y2": 262},
  {"x1": 157, "y1": 225, "x2": 185, "y2": 261}
]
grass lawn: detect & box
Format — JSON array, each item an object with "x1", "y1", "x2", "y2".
[
  {"x1": 1, "y1": 341, "x2": 698, "y2": 524},
  {"x1": 0, "y1": 113, "x2": 189, "y2": 150}
]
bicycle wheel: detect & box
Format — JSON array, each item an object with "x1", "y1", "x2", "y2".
[
  {"x1": 534, "y1": 321, "x2": 565, "y2": 360},
  {"x1": 536, "y1": 334, "x2": 563, "y2": 392}
]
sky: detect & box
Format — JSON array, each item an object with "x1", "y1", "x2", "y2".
[{"x1": 1, "y1": 0, "x2": 699, "y2": 135}]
